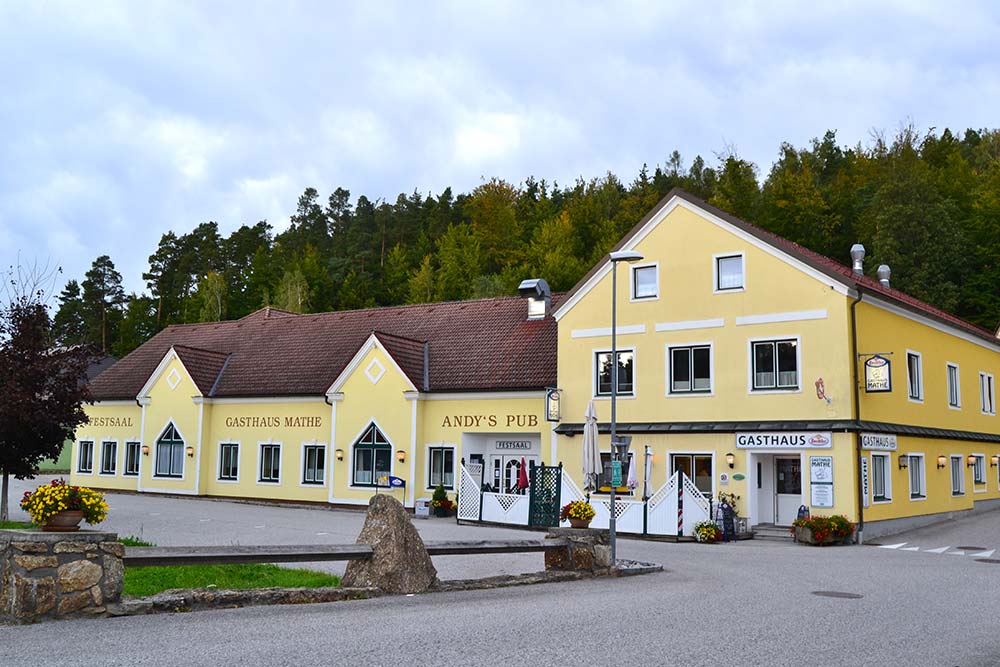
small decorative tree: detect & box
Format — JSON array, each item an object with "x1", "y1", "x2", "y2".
[{"x1": 430, "y1": 483, "x2": 453, "y2": 517}]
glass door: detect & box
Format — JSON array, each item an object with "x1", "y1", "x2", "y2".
[{"x1": 774, "y1": 457, "x2": 802, "y2": 525}]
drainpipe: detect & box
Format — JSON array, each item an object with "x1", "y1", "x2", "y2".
[{"x1": 850, "y1": 287, "x2": 865, "y2": 545}]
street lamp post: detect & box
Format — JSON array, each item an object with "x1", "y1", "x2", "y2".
[{"x1": 608, "y1": 249, "x2": 643, "y2": 565}]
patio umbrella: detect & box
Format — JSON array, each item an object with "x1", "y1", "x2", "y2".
[
  {"x1": 582, "y1": 400, "x2": 601, "y2": 494},
  {"x1": 517, "y1": 456, "x2": 529, "y2": 493},
  {"x1": 626, "y1": 452, "x2": 637, "y2": 490}
]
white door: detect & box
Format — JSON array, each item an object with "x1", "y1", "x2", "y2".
[
  {"x1": 774, "y1": 457, "x2": 803, "y2": 525},
  {"x1": 489, "y1": 455, "x2": 539, "y2": 493},
  {"x1": 755, "y1": 454, "x2": 776, "y2": 524}
]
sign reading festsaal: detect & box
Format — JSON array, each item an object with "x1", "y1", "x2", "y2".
[{"x1": 735, "y1": 432, "x2": 833, "y2": 449}]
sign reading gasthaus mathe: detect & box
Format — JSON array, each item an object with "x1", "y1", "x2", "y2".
[
  {"x1": 735, "y1": 432, "x2": 833, "y2": 449},
  {"x1": 864, "y1": 355, "x2": 891, "y2": 393}
]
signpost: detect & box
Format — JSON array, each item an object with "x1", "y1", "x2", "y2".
[{"x1": 611, "y1": 460, "x2": 622, "y2": 487}]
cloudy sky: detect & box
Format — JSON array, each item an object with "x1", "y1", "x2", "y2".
[{"x1": 2, "y1": 1, "x2": 999, "y2": 294}]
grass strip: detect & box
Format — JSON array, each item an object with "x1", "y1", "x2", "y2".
[
  {"x1": 0, "y1": 521, "x2": 35, "y2": 529},
  {"x1": 123, "y1": 563, "x2": 341, "y2": 597}
]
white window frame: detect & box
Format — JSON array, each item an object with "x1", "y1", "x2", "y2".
[
  {"x1": 747, "y1": 335, "x2": 801, "y2": 394},
  {"x1": 300, "y1": 442, "x2": 327, "y2": 486},
  {"x1": 666, "y1": 342, "x2": 714, "y2": 396},
  {"x1": 348, "y1": 420, "x2": 395, "y2": 489},
  {"x1": 972, "y1": 453, "x2": 986, "y2": 490},
  {"x1": 123, "y1": 441, "x2": 141, "y2": 477},
  {"x1": 906, "y1": 350, "x2": 923, "y2": 403},
  {"x1": 153, "y1": 421, "x2": 186, "y2": 480},
  {"x1": 908, "y1": 453, "x2": 925, "y2": 500},
  {"x1": 257, "y1": 441, "x2": 282, "y2": 485},
  {"x1": 629, "y1": 262, "x2": 659, "y2": 301},
  {"x1": 871, "y1": 452, "x2": 891, "y2": 503},
  {"x1": 426, "y1": 444, "x2": 457, "y2": 490},
  {"x1": 218, "y1": 442, "x2": 240, "y2": 483},
  {"x1": 593, "y1": 347, "x2": 636, "y2": 399},
  {"x1": 980, "y1": 372, "x2": 995, "y2": 415},
  {"x1": 950, "y1": 455, "x2": 965, "y2": 496},
  {"x1": 946, "y1": 362, "x2": 961, "y2": 409},
  {"x1": 668, "y1": 450, "x2": 716, "y2": 499},
  {"x1": 713, "y1": 252, "x2": 746, "y2": 293},
  {"x1": 98, "y1": 439, "x2": 118, "y2": 477},
  {"x1": 77, "y1": 440, "x2": 94, "y2": 475}
]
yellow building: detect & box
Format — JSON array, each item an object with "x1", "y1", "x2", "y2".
[{"x1": 72, "y1": 189, "x2": 1000, "y2": 540}]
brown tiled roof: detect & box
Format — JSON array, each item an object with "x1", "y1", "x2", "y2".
[
  {"x1": 562, "y1": 188, "x2": 1000, "y2": 346},
  {"x1": 172, "y1": 345, "x2": 231, "y2": 396},
  {"x1": 90, "y1": 297, "x2": 560, "y2": 400}
]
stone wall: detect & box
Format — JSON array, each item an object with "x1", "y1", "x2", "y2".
[
  {"x1": 544, "y1": 527, "x2": 612, "y2": 572},
  {"x1": 0, "y1": 529, "x2": 123, "y2": 623}
]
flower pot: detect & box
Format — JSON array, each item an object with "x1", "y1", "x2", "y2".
[
  {"x1": 569, "y1": 518, "x2": 592, "y2": 529},
  {"x1": 434, "y1": 506, "x2": 451, "y2": 518},
  {"x1": 795, "y1": 525, "x2": 852, "y2": 546},
  {"x1": 42, "y1": 510, "x2": 85, "y2": 532}
]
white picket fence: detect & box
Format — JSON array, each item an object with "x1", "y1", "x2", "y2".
[{"x1": 458, "y1": 463, "x2": 710, "y2": 536}]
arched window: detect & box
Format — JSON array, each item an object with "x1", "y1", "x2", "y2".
[
  {"x1": 155, "y1": 422, "x2": 185, "y2": 478},
  {"x1": 352, "y1": 423, "x2": 391, "y2": 487}
]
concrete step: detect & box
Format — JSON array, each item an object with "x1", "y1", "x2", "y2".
[{"x1": 752, "y1": 525, "x2": 794, "y2": 541}]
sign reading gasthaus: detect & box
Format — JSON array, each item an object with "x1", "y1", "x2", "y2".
[
  {"x1": 735, "y1": 432, "x2": 833, "y2": 448},
  {"x1": 860, "y1": 433, "x2": 897, "y2": 450}
]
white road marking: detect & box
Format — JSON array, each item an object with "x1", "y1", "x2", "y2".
[
  {"x1": 254, "y1": 525, "x2": 266, "y2": 529},
  {"x1": 923, "y1": 546, "x2": 951, "y2": 554},
  {"x1": 947, "y1": 551, "x2": 966, "y2": 556},
  {"x1": 315, "y1": 532, "x2": 329, "y2": 535},
  {"x1": 879, "y1": 543, "x2": 907, "y2": 549},
  {"x1": 970, "y1": 550, "x2": 996, "y2": 558},
  {"x1": 901, "y1": 547, "x2": 920, "y2": 551},
  {"x1": 199, "y1": 518, "x2": 211, "y2": 522}
]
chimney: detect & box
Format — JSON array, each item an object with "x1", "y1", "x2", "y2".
[
  {"x1": 518, "y1": 278, "x2": 551, "y2": 320},
  {"x1": 850, "y1": 244, "x2": 866, "y2": 276},
  {"x1": 877, "y1": 264, "x2": 891, "y2": 289}
]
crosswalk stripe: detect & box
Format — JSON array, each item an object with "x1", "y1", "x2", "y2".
[
  {"x1": 947, "y1": 551, "x2": 966, "y2": 556},
  {"x1": 878, "y1": 543, "x2": 907, "y2": 549},
  {"x1": 924, "y1": 546, "x2": 951, "y2": 554},
  {"x1": 901, "y1": 546, "x2": 920, "y2": 551},
  {"x1": 970, "y1": 550, "x2": 995, "y2": 558}
]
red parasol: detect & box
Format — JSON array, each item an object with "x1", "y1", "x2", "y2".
[{"x1": 517, "y1": 456, "x2": 529, "y2": 492}]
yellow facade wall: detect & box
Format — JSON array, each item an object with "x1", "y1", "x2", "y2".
[{"x1": 70, "y1": 402, "x2": 142, "y2": 491}]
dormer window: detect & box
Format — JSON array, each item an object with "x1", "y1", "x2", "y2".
[{"x1": 631, "y1": 264, "x2": 658, "y2": 300}]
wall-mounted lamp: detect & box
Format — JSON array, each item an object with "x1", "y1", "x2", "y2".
[
  {"x1": 967, "y1": 454, "x2": 977, "y2": 468},
  {"x1": 937, "y1": 455, "x2": 947, "y2": 469},
  {"x1": 396, "y1": 449, "x2": 406, "y2": 463},
  {"x1": 185, "y1": 446, "x2": 195, "y2": 458},
  {"x1": 725, "y1": 452, "x2": 735, "y2": 469},
  {"x1": 141, "y1": 445, "x2": 150, "y2": 456},
  {"x1": 898, "y1": 454, "x2": 909, "y2": 470},
  {"x1": 335, "y1": 448, "x2": 344, "y2": 461},
  {"x1": 992, "y1": 455, "x2": 998, "y2": 468}
]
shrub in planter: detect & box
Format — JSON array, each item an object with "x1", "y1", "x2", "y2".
[
  {"x1": 559, "y1": 500, "x2": 596, "y2": 526},
  {"x1": 791, "y1": 514, "x2": 855, "y2": 545},
  {"x1": 430, "y1": 483, "x2": 454, "y2": 516},
  {"x1": 20, "y1": 478, "x2": 109, "y2": 526}
]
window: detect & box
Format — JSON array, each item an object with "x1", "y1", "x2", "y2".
[
  {"x1": 597, "y1": 452, "x2": 635, "y2": 495},
  {"x1": 124, "y1": 441, "x2": 140, "y2": 477},
  {"x1": 302, "y1": 444, "x2": 325, "y2": 485},
  {"x1": 219, "y1": 443, "x2": 239, "y2": 481},
  {"x1": 669, "y1": 345, "x2": 712, "y2": 394},
  {"x1": 631, "y1": 264, "x2": 658, "y2": 300},
  {"x1": 715, "y1": 254, "x2": 744, "y2": 291},
  {"x1": 77, "y1": 440, "x2": 94, "y2": 473},
  {"x1": 751, "y1": 339, "x2": 798, "y2": 390},
  {"x1": 871, "y1": 453, "x2": 891, "y2": 502},
  {"x1": 352, "y1": 423, "x2": 391, "y2": 486},
  {"x1": 671, "y1": 453, "x2": 714, "y2": 496},
  {"x1": 428, "y1": 447, "x2": 455, "y2": 489},
  {"x1": 947, "y1": 363, "x2": 961, "y2": 408},
  {"x1": 906, "y1": 351, "x2": 923, "y2": 401},
  {"x1": 154, "y1": 423, "x2": 185, "y2": 478},
  {"x1": 950, "y1": 456, "x2": 965, "y2": 495},
  {"x1": 908, "y1": 454, "x2": 925, "y2": 499},
  {"x1": 595, "y1": 350, "x2": 634, "y2": 396},
  {"x1": 981, "y1": 373, "x2": 995, "y2": 415},
  {"x1": 99, "y1": 441, "x2": 117, "y2": 475},
  {"x1": 973, "y1": 455, "x2": 986, "y2": 485},
  {"x1": 259, "y1": 443, "x2": 281, "y2": 483}
]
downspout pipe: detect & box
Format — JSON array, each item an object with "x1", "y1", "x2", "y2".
[{"x1": 850, "y1": 286, "x2": 865, "y2": 545}]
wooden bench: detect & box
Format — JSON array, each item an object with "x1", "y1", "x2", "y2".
[{"x1": 123, "y1": 538, "x2": 570, "y2": 568}]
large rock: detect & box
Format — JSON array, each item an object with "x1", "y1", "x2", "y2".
[
  {"x1": 341, "y1": 495, "x2": 438, "y2": 594},
  {"x1": 58, "y1": 559, "x2": 103, "y2": 592}
]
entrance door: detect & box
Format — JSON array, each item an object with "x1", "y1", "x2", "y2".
[
  {"x1": 774, "y1": 457, "x2": 802, "y2": 525},
  {"x1": 490, "y1": 455, "x2": 538, "y2": 493}
]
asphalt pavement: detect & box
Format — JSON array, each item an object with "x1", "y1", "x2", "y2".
[{"x1": 4, "y1": 477, "x2": 1000, "y2": 666}]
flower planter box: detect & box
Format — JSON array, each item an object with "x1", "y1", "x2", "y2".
[{"x1": 794, "y1": 525, "x2": 853, "y2": 546}]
